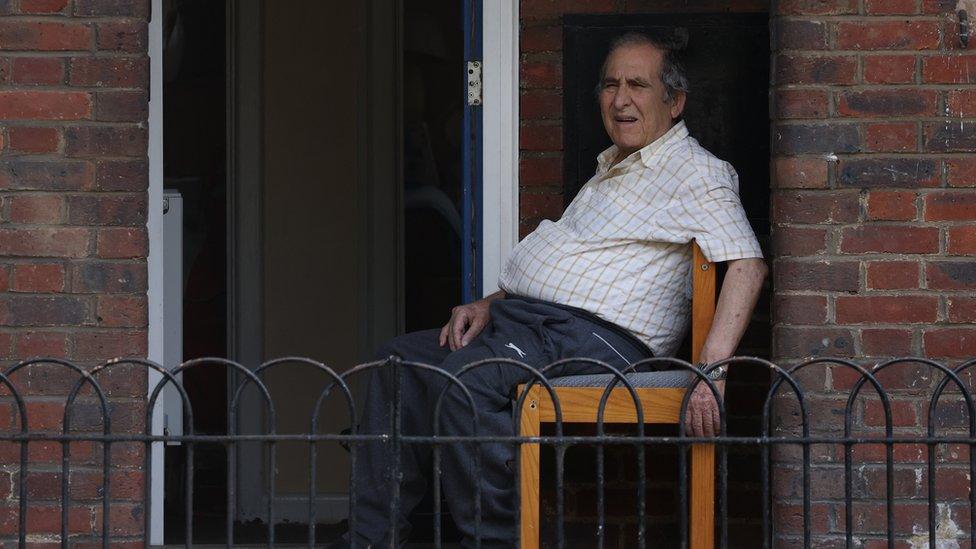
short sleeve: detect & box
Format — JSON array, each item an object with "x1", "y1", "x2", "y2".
[{"x1": 678, "y1": 166, "x2": 763, "y2": 263}]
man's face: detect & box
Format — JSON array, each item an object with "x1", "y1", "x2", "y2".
[{"x1": 599, "y1": 44, "x2": 686, "y2": 158}]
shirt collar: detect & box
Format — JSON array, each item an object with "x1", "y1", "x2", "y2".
[{"x1": 596, "y1": 120, "x2": 689, "y2": 173}]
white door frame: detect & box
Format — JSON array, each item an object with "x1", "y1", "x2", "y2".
[
  {"x1": 482, "y1": 0, "x2": 520, "y2": 296},
  {"x1": 146, "y1": 0, "x2": 165, "y2": 543},
  {"x1": 145, "y1": 0, "x2": 522, "y2": 531}
]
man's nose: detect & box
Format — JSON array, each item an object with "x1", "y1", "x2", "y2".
[{"x1": 612, "y1": 85, "x2": 631, "y2": 109}]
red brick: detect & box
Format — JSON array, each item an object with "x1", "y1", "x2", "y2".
[
  {"x1": 95, "y1": 227, "x2": 146, "y2": 259},
  {"x1": 8, "y1": 194, "x2": 63, "y2": 224},
  {"x1": 835, "y1": 21, "x2": 940, "y2": 50},
  {"x1": 836, "y1": 296, "x2": 938, "y2": 324},
  {"x1": 771, "y1": 226, "x2": 827, "y2": 256},
  {"x1": 864, "y1": 0, "x2": 917, "y2": 13},
  {"x1": 776, "y1": 19, "x2": 828, "y2": 50},
  {"x1": 0, "y1": 160, "x2": 91, "y2": 191},
  {"x1": 19, "y1": 0, "x2": 69, "y2": 13},
  {"x1": 65, "y1": 126, "x2": 147, "y2": 158},
  {"x1": 836, "y1": 90, "x2": 936, "y2": 118},
  {"x1": 17, "y1": 331, "x2": 68, "y2": 357},
  {"x1": 73, "y1": 0, "x2": 149, "y2": 17},
  {"x1": 66, "y1": 194, "x2": 146, "y2": 226},
  {"x1": 948, "y1": 297, "x2": 976, "y2": 322},
  {"x1": 837, "y1": 157, "x2": 941, "y2": 188},
  {"x1": 922, "y1": 0, "x2": 953, "y2": 13},
  {"x1": 69, "y1": 261, "x2": 145, "y2": 293},
  {"x1": 923, "y1": 55, "x2": 976, "y2": 83},
  {"x1": 520, "y1": 90, "x2": 562, "y2": 120},
  {"x1": 0, "y1": 295, "x2": 87, "y2": 326},
  {"x1": 10, "y1": 57, "x2": 63, "y2": 85},
  {"x1": 774, "y1": 260, "x2": 859, "y2": 291},
  {"x1": 71, "y1": 470, "x2": 143, "y2": 501},
  {"x1": 94, "y1": 90, "x2": 147, "y2": 122},
  {"x1": 94, "y1": 159, "x2": 146, "y2": 191},
  {"x1": 25, "y1": 504, "x2": 92, "y2": 534},
  {"x1": 0, "y1": 91, "x2": 90, "y2": 120},
  {"x1": 776, "y1": 89, "x2": 828, "y2": 119},
  {"x1": 772, "y1": 190, "x2": 858, "y2": 224},
  {"x1": 11, "y1": 263, "x2": 64, "y2": 293},
  {"x1": 7, "y1": 127, "x2": 59, "y2": 153},
  {"x1": 519, "y1": 192, "x2": 563, "y2": 221},
  {"x1": 772, "y1": 156, "x2": 828, "y2": 189},
  {"x1": 923, "y1": 191, "x2": 976, "y2": 220},
  {"x1": 924, "y1": 122, "x2": 976, "y2": 152},
  {"x1": 775, "y1": 0, "x2": 857, "y2": 15},
  {"x1": 948, "y1": 225, "x2": 976, "y2": 254},
  {"x1": 96, "y1": 295, "x2": 146, "y2": 327},
  {"x1": 774, "y1": 123, "x2": 860, "y2": 154},
  {"x1": 773, "y1": 295, "x2": 827, "y2": 325},
  {"x1": 0, "y1": 227, "x2": 89, "y2": 258},
  {"x1": 774, "y1": 326, "x2": 855, "y2": 359},
  {"x1": 863, "y1": 122, "x2": 917, "y2": 153},
  {"x1": 95, "y1": 20, "x2": 147, "y2": 53},
  {"x1": 71, "y1": 329, "x2": 147, "y2": 360},
  {"x1": 863, "y1": 398, "x2": 918, "y2": 427},
  {"x1": 520, "y1": 57, "x2": 562, "y2": 89},
  {"x1": 925, "y1": 261, "x2": 976, "y2": 290},
  {"x1": 863, "y1": 55, "x2": 917, "y2": 84},
  {"x1": 862, "y1": 328, "x2": 915, "y2": 357},
  {"x1": 775, "y1": 54, "x2": 856, "y2": 85},
  {"x1": 925, "y1": 328, "x2": 976, "y2": 358},
  {"x1": 520, "y1": 123, "x2": 562, "y2": 151},
  {"x1": 0, "y1": 267, "x2": 8, "y2": 292},
  {"x1": 840, "y1": 226, "x2": 939, "y2": 254},
  {"x1": 948, "y1": 90, "x2": 976, "y2": 116},
  {"x1": 0, "y1": 21, "x2": 91, "y2": 51},
  {"x1": 866, "y1": 261, "x2": 919, "y2": 289},
  {"x1": 866, "y1": 190, "x2": 916, "y2": 221},
  {"x1": 521, "y1": 24, "x2": 560, "y2": 52},
  {"x1": 519, "y1": 155, "x2": 562, "y2": 186},
  {"x1": 69, "y1": 57, "x2": 147, "y2": 88}
]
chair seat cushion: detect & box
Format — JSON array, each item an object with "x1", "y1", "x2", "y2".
[{"x1": 548, "y1": 371, "x2": 693, "y2": 389}]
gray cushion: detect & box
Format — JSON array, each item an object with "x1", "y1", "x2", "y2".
[{"x1": 548, "y1": 371, "x2": 694, "y2": 389}]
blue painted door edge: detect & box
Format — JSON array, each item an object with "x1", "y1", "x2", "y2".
[{"x1": 461, "y1": 0, "x2": 483, "y2": 303}]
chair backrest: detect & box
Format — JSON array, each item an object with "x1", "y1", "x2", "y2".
[{"x1": 690, "y1": 241, "x2": 716, "y2": 364}]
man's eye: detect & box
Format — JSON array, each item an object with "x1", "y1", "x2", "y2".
[{"x1": 603, "y1": 83, "x2": 617, "y2": 89}]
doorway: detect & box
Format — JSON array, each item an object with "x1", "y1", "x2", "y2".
[{"x1": 159, "y1": 0, "x2": 476, "y2": 543}]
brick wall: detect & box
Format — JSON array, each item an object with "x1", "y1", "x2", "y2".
[
  {"x1": 0, "y1": 0, "x2": 149, "y2": 544},
  {"x1": 770, "y1": 0, "x2": 976, "y2": 545}
]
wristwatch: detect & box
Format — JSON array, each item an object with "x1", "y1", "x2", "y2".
[{"x1": 696, "y1": 361, "x2": 728, "y2": 381}]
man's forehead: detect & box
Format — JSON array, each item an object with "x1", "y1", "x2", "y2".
[{"x1": 604, "y1": 43, "x2": 663, "y2": 79}]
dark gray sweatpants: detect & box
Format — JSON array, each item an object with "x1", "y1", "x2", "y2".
[{"x1": 350, "y1": 297, "x2": 651, "y2": 547}]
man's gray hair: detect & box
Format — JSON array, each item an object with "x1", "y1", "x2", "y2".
[{"x1": 597, "y1": 31, "x2": 690, "y2": 103}]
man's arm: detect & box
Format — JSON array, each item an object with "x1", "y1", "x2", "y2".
[
  {"x1": 698, "y1": 257, "x2": 768, "y2": 363},
  {"x1": 686, "y1": 257, "x2": 767, "y2": 437}
]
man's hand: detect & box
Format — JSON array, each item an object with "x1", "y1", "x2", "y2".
[
  {"x1": 439, "y1": 291, "x2": 506, "y2": 351},
  {"x1": 684, "y1": 379, "x2": 725, "y2": 437}
]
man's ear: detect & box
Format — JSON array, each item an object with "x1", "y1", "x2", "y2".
[{"x1": 670, "y1": 90, "x2": 687, "y2": 120}]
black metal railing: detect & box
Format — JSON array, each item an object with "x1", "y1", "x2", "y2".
[{"x1": 0, "y1": 355, "x2": 974, "y2": 548}]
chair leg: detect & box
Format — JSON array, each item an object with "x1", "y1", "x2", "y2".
[
  {"x1": 690, "y1": 443, "x2": 715, "y2": 549},
  {"x1": 519, "y1": 389, "x2": 541, "y2": 549}
]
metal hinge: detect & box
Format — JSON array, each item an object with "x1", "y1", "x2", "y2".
[{"x1": 467, "y1": 61, "x2": 482, "y2": 106}]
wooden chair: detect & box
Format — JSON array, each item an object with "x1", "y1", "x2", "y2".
[{"x1": 518, "y1": 241, "x2": 717, "y2": 549}]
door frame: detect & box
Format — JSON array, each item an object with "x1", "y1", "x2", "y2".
[{"x1": 147, "y1": 0, "x2": 522, "y2": 530}]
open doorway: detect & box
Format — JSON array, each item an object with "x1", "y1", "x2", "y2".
[{"x1": 160, "y1": 0, "x2": 472, "y2": 543}]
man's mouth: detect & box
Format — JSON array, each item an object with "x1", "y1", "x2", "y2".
[{"x1": 615, "y1": 116, "x2": 638, "y2": 124}]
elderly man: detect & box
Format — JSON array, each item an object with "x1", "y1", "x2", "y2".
[{"x1": 335, "y1": 32, "x2": 766, "y2": 548}]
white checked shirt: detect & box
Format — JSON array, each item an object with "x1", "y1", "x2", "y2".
[{"x1": 499, "y1": 121, "x2": 762, "y2": 357}]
